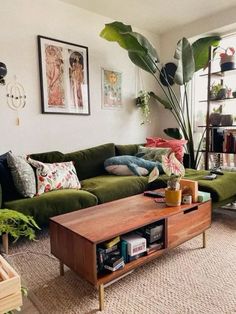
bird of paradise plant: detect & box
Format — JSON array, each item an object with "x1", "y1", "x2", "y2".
[{"x1": 100, "y1": 21, "x2": 221, "y2": 168}]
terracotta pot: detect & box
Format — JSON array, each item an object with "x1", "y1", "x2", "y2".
[{"x1": 165, "y1": 189, "x2": 182, "y2": 206}]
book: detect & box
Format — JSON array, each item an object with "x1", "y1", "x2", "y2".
[
  {"x1": 121, "y1": 233, "x2": 146, "y2": 257},
  {"x1": 146, "y1": 242, "x2": 163, "y2": 255},
  {"x1": 104, "y1": 256, "x2": 124, "y2": 268},
  {"x1": 103, "y1": 236, "x2": 120, "y2": 249},
  {"x1": 104, "y1": 260, "x2": 125, "y2": 272},
  {"x1": 121, "y1": 240, "x2": 128, "y2": 263},
  {"x1": 197, "y1": 191, "x2": 211, "y2": 202},
  {"x1": 179, "y1": 179, "x2": 198, "y2": 202},
  {"x1": 128, "y1": 252, "x2": 145, "y2": 262}
]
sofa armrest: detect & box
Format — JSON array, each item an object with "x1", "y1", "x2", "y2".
[{"x1": 0, "y1": 183, "x2": 2, "y2": 208}]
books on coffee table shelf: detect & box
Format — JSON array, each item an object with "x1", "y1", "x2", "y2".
[{"x1": 96, "y1": 220, "x2": 165, "y2": 274}]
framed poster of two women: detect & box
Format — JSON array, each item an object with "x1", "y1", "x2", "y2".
[{"x1": 38, "y1": 36, "x2": 90, "y2": 115}]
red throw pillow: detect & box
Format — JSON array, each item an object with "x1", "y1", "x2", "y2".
[{"x1": 146, "y1": 137, "x2": 187, "y2": 162}]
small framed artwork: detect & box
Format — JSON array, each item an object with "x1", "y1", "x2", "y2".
[
  {"x1": 38, "y1": 35, "x2": 90, "y2": 115},
  {"x1": 101, "y1": 68, "x2": 122, "y2": 109}
]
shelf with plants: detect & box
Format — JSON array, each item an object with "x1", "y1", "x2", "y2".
[
  {"x1": 199, "y1": 97, "x2": 236, "y2": 103},
  {"x1": 202, "y1": 45, "x2": 236, "y2": 170}
]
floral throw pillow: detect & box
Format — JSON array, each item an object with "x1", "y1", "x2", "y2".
[{"x1": 27, "y1": 158, "x2": 81, "y2": 195}]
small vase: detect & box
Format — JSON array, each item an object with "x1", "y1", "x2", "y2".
[{"x1": 165, "y1": 189, "x2": 182, "y2": 206}]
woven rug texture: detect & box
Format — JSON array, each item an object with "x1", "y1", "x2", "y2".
[{"x1": 5, "y1": 212, "x2": 236, "y2": 314}]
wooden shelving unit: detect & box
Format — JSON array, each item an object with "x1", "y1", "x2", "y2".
[{"x1": 202, "y1": 46, "x2": 236, "y2": 170}]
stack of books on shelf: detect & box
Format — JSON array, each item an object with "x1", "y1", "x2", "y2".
[
  {"x1": 97, "y1": 236, "x2": 125, "y2": 273},
  {"x1": 97, "y1": 222, "x2": 164, "y2": 274}
]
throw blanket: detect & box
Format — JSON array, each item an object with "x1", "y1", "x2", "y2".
[{"x1": 184, "y1": 169, "x2": 236, "y2": 202}]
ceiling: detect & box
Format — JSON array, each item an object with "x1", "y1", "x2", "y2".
[{"x1": 61, "y1": 0, "x2": 236, "y2": 35}]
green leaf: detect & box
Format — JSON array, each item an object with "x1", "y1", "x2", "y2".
[
  {"x1": 100, "y1": 22, "x2": 145, "y2": 53},
  {"x1": 174, "y1": 37, "x2": 195, "y2": 85},
  {"x1": 149, "y1": 91, "x2": 172, "y2": 110},
  {"x1": 164, "y1": 128, "x2": 182, "y2": 139},
  {"x1": 100, "y1": 21, "x2": 159, "y2": 74},
  {"x1": 192, "y1": 36, "x2": 221, "y2": 72},
  {"x1": 0, "y1": 209, "x2": 40, "y2": 242}
]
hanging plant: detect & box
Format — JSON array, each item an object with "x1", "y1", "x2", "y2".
[{"x1": 136, "y1": 90, "x2": 151, "y2": 124}]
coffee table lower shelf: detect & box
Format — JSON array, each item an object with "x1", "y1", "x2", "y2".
[
  {"x1": 50, "y1": 195, "x2": 211, "y2": 311},
  {"x1": 58, "y1": 231, "x2": 207, "y2": 311}
]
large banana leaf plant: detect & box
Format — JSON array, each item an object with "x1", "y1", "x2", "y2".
[{"x1": 100, "y1": 21, "x2": 221, "y2": 168}]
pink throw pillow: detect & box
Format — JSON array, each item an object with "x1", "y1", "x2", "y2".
[{"x1": 146, "y1": 137, "x2": 187, "y2": 162}]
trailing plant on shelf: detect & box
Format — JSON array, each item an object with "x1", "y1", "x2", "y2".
[
  {"x1": 0, "y1": 209, "x2": 39, "y2": 242},
  {"x1": 100, "y1": 21, "x2": 221, "y2": 168}
]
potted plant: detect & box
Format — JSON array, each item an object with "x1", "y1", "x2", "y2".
[
  {"x1": 0, "y1": 209, "x2": 40, "y2": 254},
  {"x1": 100, "y1": 21, "x2": 221, "y2": 169},
  {"x1": 219, "y1": 47, "x2": 236, "y2": 71},
  {"x1": 136, "y1": 90, "x2": 151, "y2": 124},
  {"x1": 162, "y1": 152, "x2": 185, "y2": 206}
]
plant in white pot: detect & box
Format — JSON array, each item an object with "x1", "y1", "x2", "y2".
[
  {"x1": 162, "y1": 152, "x2": 185, "y2": 206},
  {"x1": 219, "y1": 47, "x2": 236, "y2": 71}
]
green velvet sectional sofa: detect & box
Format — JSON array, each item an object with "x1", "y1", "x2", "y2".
[{"x1": 1, "y1": 143, "x2": 236, "y2": 226}]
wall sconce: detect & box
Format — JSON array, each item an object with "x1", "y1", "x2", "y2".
[{"x1": 0, "y1": 62, "x2": 7, "y2": 85}]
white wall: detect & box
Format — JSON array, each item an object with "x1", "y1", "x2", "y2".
[
  {"x1": 0, "y1": 0, "x2": 160, "y2": 154},
  {"x1": 156, "y1": 6, "x2": 236, "y2": 137}
]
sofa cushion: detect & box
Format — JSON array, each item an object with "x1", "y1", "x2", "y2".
[
  {"x1": 4, "y1": 189, "x2": 98, "y2": 226},
  {"x1": 7, "y1": 152, "x2": 36, "y2": 198},
  {"x1": 28, "y1": 158, "x2": 81, "y2": 195},
  {"x1": 82, "y1": 174, "x2": 148, "y2": 203},
  {"x1": 29, "y1": 151, "x2": 64, "y2": 163},
  {"x1": 146, "y1": 137, "x2": 187, "y2": 162},
  {"x1": 0, "y1": 152, "x2": 21, "y2": 202},
  {"x1": 135, "y1": 146, "x2": 171, "y2": 162},
  {"x1": 64, "y1": 143, "x2": 116, "y2": 180},
  {"x1": 115, "y1": 144, "x2": 140, "y2": 156}
]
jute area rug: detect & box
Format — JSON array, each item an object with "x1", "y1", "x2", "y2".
[{"x1": 4, "y1": 212, "x2": 236, "y2": 314}]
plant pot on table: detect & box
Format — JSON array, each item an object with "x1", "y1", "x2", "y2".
[{"x1": 165, "y1": 189, "x2": 182, "y2": 206}]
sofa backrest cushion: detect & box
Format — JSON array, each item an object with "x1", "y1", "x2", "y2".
[
  {"x1": 29, "y1": 151, "x2": 64, "y2": 163},
  {"x1": 0, "y1": 152, "x2": 21, "y2": 202},
  {"x1": 64, "y1": 143, "x2": 116, "y2": 180},
  {"x1": 115, "y1": 144, "x2": 141, "y2": 156}
]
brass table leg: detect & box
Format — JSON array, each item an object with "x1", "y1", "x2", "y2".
[
  {"x1": 59, "y1": 260, "x2": 64, "y2": 276},
  {"x1": 2, "y1": 233, "x2": 9, "y2": 254},
  {"x1": 203, "y1": 231, "x2": 206, "y2": 248},
  {"x1": 99, "y1": 284, "x2": 104, "y2": 311}
]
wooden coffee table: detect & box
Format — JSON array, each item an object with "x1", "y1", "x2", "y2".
[{"x1": 50, "y1": 191, "x2": 211, "y2": 311}]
